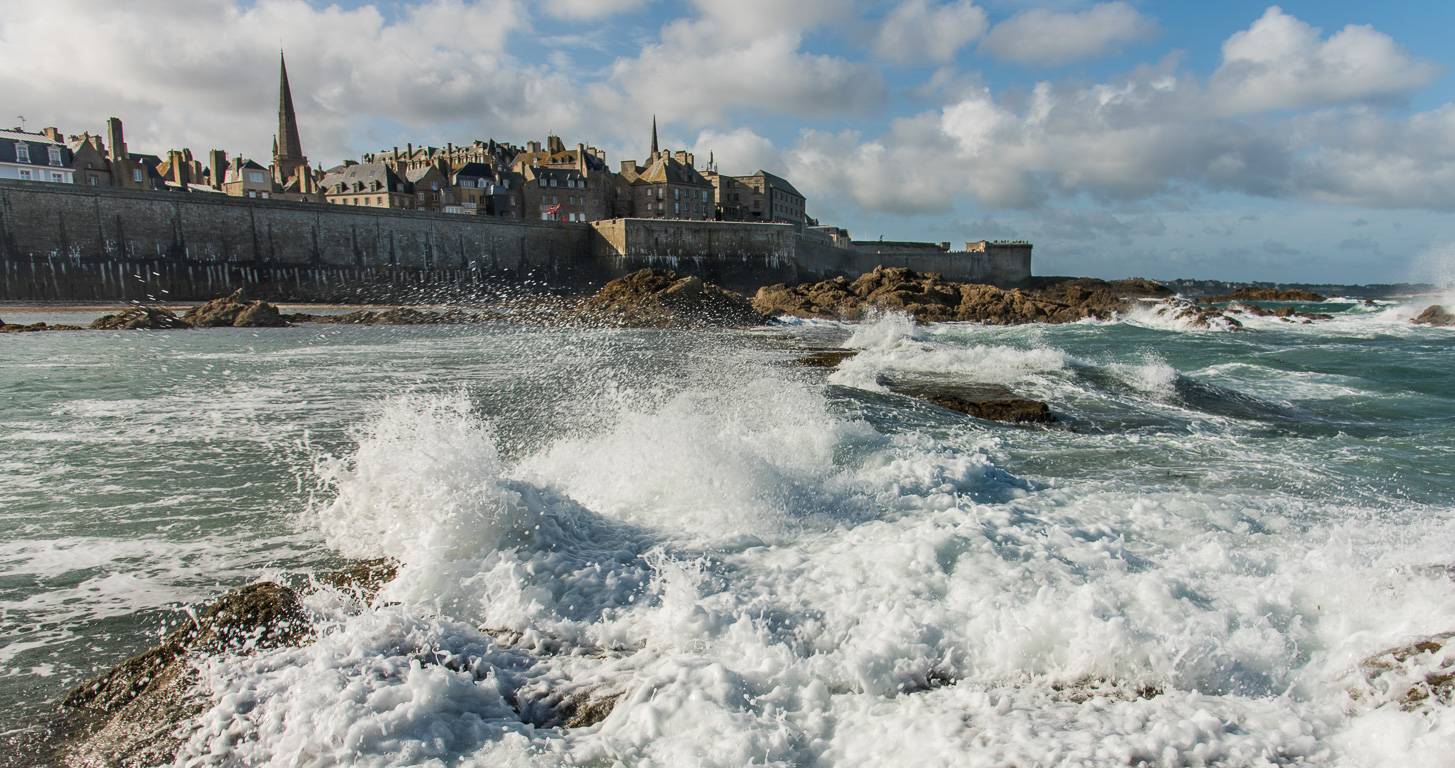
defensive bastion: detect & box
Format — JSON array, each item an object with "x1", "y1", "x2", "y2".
[{"x1": 0, "y1": 180, "x2": 1030, "y2": 302}]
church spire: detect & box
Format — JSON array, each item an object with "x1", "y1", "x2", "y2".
[
  {"x1": 275, "y1": 51, "x2": 304, "y2": 163},
  {"x1": 650, "y1": 115, "x2": 658, "y2": 158}
]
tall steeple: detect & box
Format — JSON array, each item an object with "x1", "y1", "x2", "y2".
[
  {"x1": 275, "y1": 51, "x2": 304, "y2": 163},
  {"x1": 650, "y1": 115, "x2": 659, "y2": 158}
]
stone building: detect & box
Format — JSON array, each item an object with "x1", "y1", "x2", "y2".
[
  {"x1": 320, "y1": 162, "x2": 416, "y2": 209},
  {"x1": 511, "y1": 135, "x2": 615, "y2": 222},
  {"x1": 222, "y1": 158, "x2": 277, "y2": 198},
  {"x1": 712, "y1": 170, "x2": 806, "y2": 230},
  {"x1": 616, "y1": 121, "x2": 713, "y2": 220},
  {"x1": 0, "y1": 127, "x2": 74, "y2": 184}
]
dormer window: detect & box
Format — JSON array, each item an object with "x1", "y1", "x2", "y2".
[
  {"x1": 48, "y1": 147, "x2": 62, "y2": 166},
  {"x1": 15, "y1": 143, "x2": 30, "y2": 162}
]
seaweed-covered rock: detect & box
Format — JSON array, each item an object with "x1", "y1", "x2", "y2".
[
  {"x1": 61, "y1": 582, "x2": 310, "y2": 767},
  {"x1": 289, "y1": 307, "x2": 492, "y2": 325},
  {"x1": 1203, "y1": 287, "x2": 1326, "y2": 303},
  {"x1": 753, "y1": 266, "x2": 1144, "y2": 325},
  {"x1": 88, "y1": 306, "x2": 191, "y2": 330},
  {"x1": 570, "y1": 269, "x2": 768, "y2": 328},
  {"x1": 182, "y1": 289, "x2": 286, "y2": 327},
  {"x1": 1412, "y1": 305, "x2": 1455, "y2": 327},
  {"x1": 1, "y1": 319, "x2": 83, "y2": 332}
]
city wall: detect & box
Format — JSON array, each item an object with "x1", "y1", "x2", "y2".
[{"x1": 0, "y1": 181, "x2": 1030, "y2": 302}]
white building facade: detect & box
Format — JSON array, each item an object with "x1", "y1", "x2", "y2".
[{"x1": 0, "y1": 129, "x2": 75, "y2": 184}]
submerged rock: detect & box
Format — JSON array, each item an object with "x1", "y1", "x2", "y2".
[
  {"x1": 753, "y1": 266, "x2": 1161, "y2": 325},
  {"x1": 60, "y1": 582, "x2": 310, "y2": 767},
  {"x1": 88, "y1": 306, "x2": 191, "y2": 330},
  {"x1": 1348, "y1": 631, "x2": 1455, "y2": 711},
  {"x1": 182, "y1": 289, "x2": 286, "y2": 328},
  {"x1": 288, "y1": 307, "x2": 496, "y2": 325},
  {"x1": 570, "y1": 268, "x2": 768, "y2": 328},
  {"x1": 1412, "y1": 305, "x2": 1455, "y2": 327},
  {"x1": 889, "y1": 382, "x2": 1058, "y2": 425}
]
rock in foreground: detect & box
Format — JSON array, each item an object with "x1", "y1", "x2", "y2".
[
  {"x1": 60, "y1": 582, "x2": 310, "y2": 767},
  {"x1": 1412, "y1": 305, "x2": 1455, "y2": 327},
  {"x1": 89, "y1": 306, "x2": 191, "y2": 330},
  {"x1": 182, "y1": 289, "x2": 286, "y2": 327},
  {"x1": 570, "y1": 268, "x2": 768, "y2": 328},
  {"x1": 754, "y1": 267, "x2": 1154, "y2": 324}
]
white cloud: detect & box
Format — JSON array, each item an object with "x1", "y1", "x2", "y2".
[
  {"x1": 539, "y1": 0, "x2": 654, "y2": 20},
  {"x1": 686, "y1": 0, "x2": 854, "y2": 44},
  {"x1": 690, "y1": 128, "x2": 784, "y2": 176},
  {"x1": 982, "y1": 2, "x2": 1158, "y2": 67},
  {"x1": 0, "y1": 0, "x2": 575, "y2": 165},
  {"x1": 873, "y1": 1, "x2": 988, "y2": 64},
  {"x1": 591, "y1": 7, "x2": 887, "y2": 132},
  {"x1": 1210, "y1": 6, "x2": 1441, "y2": 114}
]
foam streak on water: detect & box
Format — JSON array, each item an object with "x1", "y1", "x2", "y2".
[{"x1": 2, "y1": 306, "x2": 1454, "y2": 766}]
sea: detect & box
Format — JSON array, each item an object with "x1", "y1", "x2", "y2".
[{"x1": 1, "y1": 296, "x2": 1453, "y2": 767}]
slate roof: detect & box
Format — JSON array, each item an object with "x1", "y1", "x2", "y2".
[
  {"x1": 632, "y1": 155, "x2": 710, "y2": 186},
  {"x1": 321, "y1": 162, "x2": 403, "y2": 193},
  {"x1": 757, "y1": 170, "x2": 803, "y2": 199},
  {"x1": 1, "y1": 129, "x2": 72, "y2": 167}
]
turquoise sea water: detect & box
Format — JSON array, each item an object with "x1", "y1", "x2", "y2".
[{"x1": 1, "y1": 298, "x2": 1453, "y2": 766}]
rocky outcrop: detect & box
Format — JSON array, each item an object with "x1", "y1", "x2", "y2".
[
  {"x1": 1202, "y1": 287, "x2": 1326, "y2": 303},
  {"x1": 89, "y1": 306, "x2": 191, "y2": 330},
  {"x1": 1, "y1": 319, "x2": 83, "y2": 332},
  {"x1": 754, "y1": 267, "x2": 1157, "y2": 325},
  {"x1": 182, "y1": 289, "x2": 286, "y2": 327},
  {"x1": 888, "y1": 382, "x2": 1058, "y2": 425},
  {"x1": 1412, "y1": 305, "x2": 1455, "y2": 327},
  {"x1": 61, "y1": 582, "x2": 310, "y2": 767},
  {"x1": 568, "y1": 269, "x2": 768, "y2": 328}
]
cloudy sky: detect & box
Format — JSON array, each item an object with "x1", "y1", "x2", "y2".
[{"x1": 4, "y1": 0, "x2": 1454, "y2": 284}]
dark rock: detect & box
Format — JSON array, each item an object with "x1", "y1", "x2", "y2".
[
  {"x1": 182, "y1": 289, "x2": 286, "y2": 327},
  {"x1": 0, "y1": 320, "x2": 83, "y2": 333},
  {"x1": 791, "y1": 349, "x2": 859, "y2": 368},
  {"x1": 570, "y1": 269, "x2": 768, "y2": 328},
  {"x1": 61, "y1": 582, "x2": 310, "y2": 766},
  {"x1": 889, "y1": 383, "x2": 1058, "y2": 425},
  {"x1": 1412, "y1": 305, "x2": 1455, "y2": 327},
  {"x1": 89, "y1": 307, "x2": 191, "y2": 330}
]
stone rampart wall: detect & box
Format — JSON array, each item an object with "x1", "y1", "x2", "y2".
[
  {"x1": 0, "y1": 180, "x2": 598, "y2": 301},
  {"x1": 0, "y1": 181, "x2": 1031, "y2": 301}
]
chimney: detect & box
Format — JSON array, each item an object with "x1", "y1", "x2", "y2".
[
  {"x1": 105, "y1": 117, "x2": 127, "y2": 162},
  {"x1": 208, "y1": 149, "x2": 227, "y2": 189},
  {"x1": 42, "y1": 127, "x2": 62, "y2": 142}
]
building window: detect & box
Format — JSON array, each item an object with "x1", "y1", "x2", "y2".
[
  {"x1": 15, "y1": 143, "x2": 30, "y2": 162},
  {"x1": 248, "y1": 171, "x2": 266, "y2": 184},
  {"x1": 378, "y1": 197, "x2": 383, "y2": 205},
  {"x1": 89, "y1": 177, "x2": 98, "y2": 185},
  {"x1": 48, "y1": 147, "x2": 62, "y2": 166},
  {"x1": 18, "y1": 169, "x2": 31, "y2": 180},
  {"x1": 52, "y1": 172, "x2": 63, "y2": 182},
  {"x1": 133, "y1": 169, "x2": 143, "y2": 183}
]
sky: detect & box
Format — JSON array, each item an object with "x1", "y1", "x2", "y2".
[{"x1": 4, "y1": 0, "x2": 1454, "y2": 284}]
